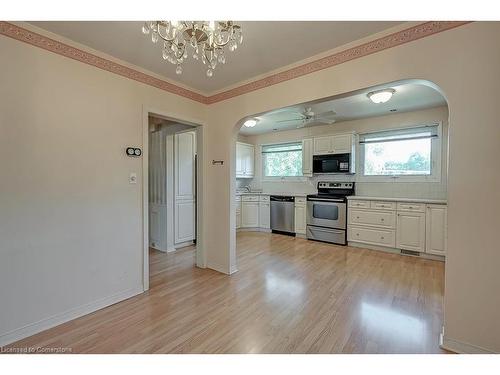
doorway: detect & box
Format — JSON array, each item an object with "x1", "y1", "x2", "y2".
[{"x1": 143, "y1": 110, "x2": 204, "y2": 290}]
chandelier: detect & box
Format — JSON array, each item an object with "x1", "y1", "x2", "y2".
[{"x1": 141, "y1": 21, "x2": 243, "y2": 77}]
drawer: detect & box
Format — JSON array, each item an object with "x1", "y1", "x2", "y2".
[
  {"x1": 242, "y1": 195, "x2": 259, "y2": 202},
  {"x1": 348, "y1": 226, "x2": 396, "y2": 247},
  {"x1": 348, "y1": 209, "x2": 396, "y2": 229},
  {"x1": 397, "y1": 202, "x2": 426, "y2": 212},
  {"x1": 348, "y1": 200, "x2": 370, "y2": 209},
  {"x1": 295, "y1": 197, "x2": 306, "y2": 204},
  {"x1": 259, "y1": 195, "x2": 270, "y2": 202},
  {"x1": 370, "y1": 201, "x2": 396, "y2": 210}
]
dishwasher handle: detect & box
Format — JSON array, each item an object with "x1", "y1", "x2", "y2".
[{"x1": 270, "y1": 195, "x2": 295, "y2": 202}]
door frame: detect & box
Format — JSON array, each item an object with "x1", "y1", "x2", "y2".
[{"x1": 142, "y1": 105, "x2": 205, "y2": 291}]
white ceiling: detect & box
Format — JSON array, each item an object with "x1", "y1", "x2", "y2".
[
  {"x1": 238, "y1": 82, "x2": 447, "y2": 135},
  {"x1": 30, "y1": 21, "x2": 401, "y2": 93}
]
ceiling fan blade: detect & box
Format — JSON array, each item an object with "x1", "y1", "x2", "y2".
[
  {"x1": 316, "y1": 110, "x2": 337, "y2": 119},
  {"x1": 303, "y1": 118, "x2": 335, "y2": 127},
  {"x1": 276, "y1": 117, "x2": 305, "y2": 123}
]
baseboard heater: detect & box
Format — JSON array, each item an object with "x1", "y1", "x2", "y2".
[{"x1": 400, "y1": 249, "x2": 420, "y2": 257}]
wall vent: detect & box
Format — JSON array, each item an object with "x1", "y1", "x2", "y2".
[{"x1": 401, "y1": 249, "x2": 420, "y2": 257}]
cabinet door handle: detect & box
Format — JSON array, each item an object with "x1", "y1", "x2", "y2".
[
  {"x1": 381, "y1": 218, "x2": 385, "y2": 221},
  {"x1": 356, "y1": 216, "x2": 360, "y2": 219},
  {"x1": 381, "y1": 236, "x2": 385, "y2": 240}
]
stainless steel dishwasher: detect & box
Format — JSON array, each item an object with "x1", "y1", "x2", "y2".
[{"x1": 270, "y1": 196, "x2": 295, "y2": 234}]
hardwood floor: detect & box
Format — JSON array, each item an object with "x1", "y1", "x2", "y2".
[{"x1": 8, "y1": 232, "x2": 446, "y2": 353}]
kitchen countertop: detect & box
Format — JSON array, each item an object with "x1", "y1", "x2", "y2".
[
  {"x1": 347, "y1": 196, "x2": 447, "y2": 204},
  {"x1": 236, "y1": 192, "x2": 310, "y2": 197}
]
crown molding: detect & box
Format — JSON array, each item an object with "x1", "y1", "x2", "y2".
[
  {"x1": 0, "y1": 21, "x2": 471, "y2": 105},
  {"x1": 0, "y1": 21, "x2": 208, "y2": 104}
]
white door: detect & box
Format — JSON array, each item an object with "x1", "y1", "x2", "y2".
[
  {"x1": 426, "y1": 205, "x2": 447, "y2": 256},
  {"x1": 175, "y1": 131, "x2": 195, "y2": 200},
  {"x1": 174, "y1": 131, "x2": 196, "y2": 244},
  {"x1": 242, "y1": 202, "x2": 259, "y2": 227},
  {"x1": 396, "y1": 211, "x2": 426, "y2": 252},
  {"x1": 313, "y1": 136, "x2": 333, "y2": 155},
  {"x1": 332, "y1": 134, "x2": 352, "y2": 154},
  {"x1": 175, "y1": 200, "x2": 195, "y2": 243},
  {"x1": 294, "y1": 205, "x2": 307, "y2": 234},
  {"x1": 259, "y1": 202, "x2": 270, "y2": 229},
  {"x1": 302, "y1": 138, "x2": 313, "y2": 176}
]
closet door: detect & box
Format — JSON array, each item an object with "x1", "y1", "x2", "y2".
[{"x1": 174, "y1": 131, "x2": 196, "y2": 244}]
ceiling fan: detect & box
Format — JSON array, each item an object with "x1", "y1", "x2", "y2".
[{"x1": 276, "y1": 107, "x2": 337, "y2": 128}]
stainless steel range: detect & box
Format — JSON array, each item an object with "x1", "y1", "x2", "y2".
[{"x1": 306, "y1": 181, "x2": 355, "y2": 245}]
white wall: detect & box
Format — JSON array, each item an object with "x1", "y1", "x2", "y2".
[
  {"x1": 243, "y1": 106, "x2": 448, "y2": 199},
  {"x1": 0, "y1": 27, "x2": 205, "y2": 345},
  {"x1": 202, "y1": 23, "x2": 500, "y2": 352}
]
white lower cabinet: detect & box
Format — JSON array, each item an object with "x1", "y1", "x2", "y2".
[
  {"x1": 259, "y1": 199, "x2": 270, "y2": 229},
  {"x1": 241, "y1": 200, "x2": 259, "y2": 228},
  {"x1": 294, "y1": 197, "x2": 307, "y2": 235},
  {"x1": 426, "y1": 205, "x2": 447, "y2": 255},
  {"x1": 348, "y1": 199, "x2": 446, "y2": 258},
  {"x1": 396, "y1": 211, "x2": 426, "y2": 252},
  {"x1": 348, "y1": 226, "x2": 396, "y2": 247}
]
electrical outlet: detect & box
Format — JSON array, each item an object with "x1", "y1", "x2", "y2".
[{"x1": 129, "y1": 172, "x2": 137, "y2": 184}]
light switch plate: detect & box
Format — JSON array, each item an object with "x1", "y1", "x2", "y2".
[{"x1": 129, "y1": 172, "x2": 137, "y2": 184}]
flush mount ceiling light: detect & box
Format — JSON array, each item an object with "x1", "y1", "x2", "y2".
[
  {"x1": 367, "y1": 88, "x2": 396, "y2": 104},
  {"x1": 141, "y1": 21, "x2": 243, "y2": 77},
  {"x1": 243, "y1": 119, "x2": 258, "y2": 128}
]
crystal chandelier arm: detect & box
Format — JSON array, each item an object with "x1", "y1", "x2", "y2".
[{"x1": 156, "y1": 22, "x2": 175, "y2": 42}]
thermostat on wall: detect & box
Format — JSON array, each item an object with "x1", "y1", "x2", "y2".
[{"x1": 126, "y1": 147, "x2": 142, "y2": 157}]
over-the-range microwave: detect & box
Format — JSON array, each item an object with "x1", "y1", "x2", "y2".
[{"x1": 313, "y1": 153, "x2": 354, "y2": 174}]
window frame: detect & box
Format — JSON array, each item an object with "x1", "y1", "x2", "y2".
[
  {"x1": 260, "y1": 141, "x2": 308, "y2": 182},
  {"x1": 357, "y1": 122, "x2": 442, "y2": 183}
]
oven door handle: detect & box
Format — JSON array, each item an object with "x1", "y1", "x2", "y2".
[{"x1": 307, "y1": 198, "x2": 345, "y2": 203}]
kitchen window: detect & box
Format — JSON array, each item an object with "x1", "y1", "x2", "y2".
[
  {"x1": 359, "y1": 124, "x2": 441, "y2": 181},
  {"x1": 262, "y1": 142, "x2": 303, "y2": 178}
]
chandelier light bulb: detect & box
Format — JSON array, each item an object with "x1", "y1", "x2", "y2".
[{"x1": 176, "y1": 65, "x2": 183, "y2": 75}]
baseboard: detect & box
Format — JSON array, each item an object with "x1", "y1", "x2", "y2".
[
  {"x1": 440, "y1": 332, "x2": 495, "y2": 354},
  {"x1": 348, "y1": 241, "x2": 445, "y2": 262},
  {"x1": 174, "y1": 241, "x2": 195, "y2": 250},
  {"x1": 206, "y1": 260, "x2": 230, "y2": 275},
  {"x1": 0, "y1": 285, "x2": 144, "y2": 347}
]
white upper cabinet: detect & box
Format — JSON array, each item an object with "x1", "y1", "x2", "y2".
[
  {"x1": 302, "y1": 138, "x2": 313, "y2": 176},
  {"x1": 396, "y1": 211, "x2": 426, "y2": 252},
  {"x1": 313, "y1": 134, "x2": 353, "y2": 155},
  {"x1": 236, "y1": 142, "x2": 255, "y2": 178},
  {"x1": 313, "y1": 136, "x2": 333, "y2": 155},
  {"x1": 426, "y1": 205, "x2": 447, "y2": 256},
  {"x1": 331, "y1": 134, "x2": 352, "y2": 154}
]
